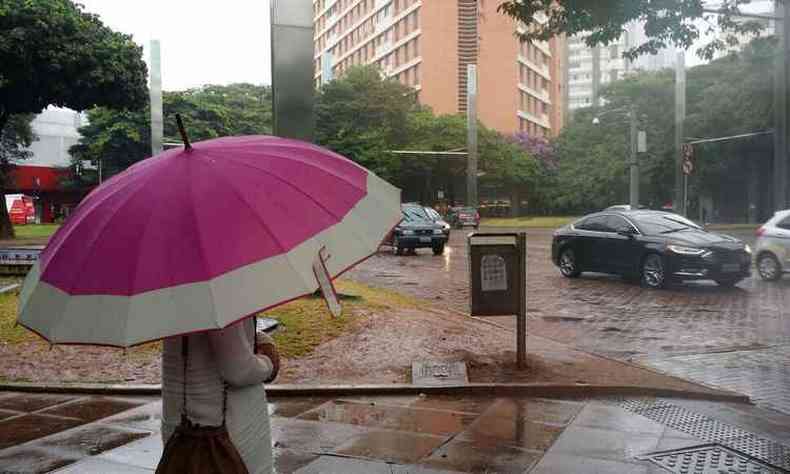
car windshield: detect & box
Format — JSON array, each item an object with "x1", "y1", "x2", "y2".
[
  {"x1": 632, "y1": 213, "x2": 702, "y2": 235},
  {"x1": 457, "y1": 208, "x2": 476, "y2": 214},
  {"x1": 424, "y1": 208, "x2": 440, "y2": 220},
  {"x1": 402, "y1": 206, "x2": 430, "y2": 222}
]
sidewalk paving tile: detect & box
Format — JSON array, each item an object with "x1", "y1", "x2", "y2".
[
  {"x1": 334, "y1": 429, "x2": 447, "y2": 463},
  {"x1": 35, "y1": 423, "x2": 151, "y2": 457},
  {"x1": 51, "y1": 457, "x2": 154, "y2": 473},
  {"x1": 548, "y1": 425, "x2": 661, "y2": 463},
  {"x1": 571, "y1": 403, "x2": 665, "y2": 436},
  {"x1": 420, "y1": 439, "x2": 542, "y2": 473},
  {"x1": 0, "y1": 414, "x2": 83, "y2": 449},
  {"x1": 270, "y1": 417, "x2": 370, "y2": 453},
  {"x1": 0, "y1": 446, "x2": 80, "y2": 474},
  {"x1": 99, "y1": 401, "x2": 162, "y2": 433},
  {"x1": 40, "y1": 397, "x2": 145, "y2": 423},
  {"x1": 0, "y1": 393, "x2": 76, "y2": 413},
  {"x1": 293, "y1": 455, "x2": 395, "y2": 474},
  {"x1": 297, "y1": 400, "x2": 476, "y2": 437},
  {"x1": 456, "y1": 415, "x2": 563, "y2": 452},
  {"x1": 272, "y1": 448, "x2": 320, "y2": 473},
  {"x1": 530, "y1": 453, "x2": 649, "y2": 474},
  {"x1": 268, "y1": 397, "x2": 333, "y2": 418},
  {"x1": 409, "y1": 395, "x2": 497, "y2": 415},
  {"x1": 94, "y1": 434, "x2": 162, "y2": 470},
  {"x1": 476, "y1": 398, "x2": 584, "y2": 427},
  {"x1": 0, "y1": 408, "x2": 20, "y2": 421}
]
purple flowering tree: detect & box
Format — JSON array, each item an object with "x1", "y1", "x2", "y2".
[{"x1": 508, "y1": 132, "x2": 557, "y2": 170}]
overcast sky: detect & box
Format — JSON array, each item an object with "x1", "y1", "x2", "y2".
[{"x1": 79, "y1": 0, "x2": 273, "y2": 91}]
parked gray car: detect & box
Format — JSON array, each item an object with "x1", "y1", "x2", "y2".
[{"x1": 755, "y1": 210, "x2": 790, "y2": 281}]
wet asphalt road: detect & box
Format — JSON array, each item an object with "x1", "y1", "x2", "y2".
[{"x1": 346, "y1": 227, "x2": 790, "y2": 415}]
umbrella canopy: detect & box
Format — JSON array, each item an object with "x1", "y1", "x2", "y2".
[{"x1": 18, "y1": 136, "x2": 401, "y2": 347}]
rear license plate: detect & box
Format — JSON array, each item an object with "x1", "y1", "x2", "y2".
[
  {"x1": 722, "y1": 263, "x2": 740, "y2": 272},
  {"x1": 420, "y1": 237, "x2": 432, "y2": 243}
]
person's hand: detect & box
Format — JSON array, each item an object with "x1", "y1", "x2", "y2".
[{"x1": 257, "y1": 333, "x2": 280, "y2": 383}]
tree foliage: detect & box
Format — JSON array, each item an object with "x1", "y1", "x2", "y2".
[
  {"x1": 70, "y1": 84, "x2": 272, "y2": 185},
  {"x1": 498, "y1": 0, "x2": 770, "y2": 60},
  {"x1": 0, "y1": 114, "x2": 34, "y2": 166},
  {"x1": 551, "y1": 37, "x2": 774, "y2": 214},
  {"x1": 0, "y1": 0, "x2": 148, "y2": 237}
]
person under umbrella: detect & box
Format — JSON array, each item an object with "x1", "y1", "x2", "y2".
[{"x1": 17, "y1": 118, "x2": 402, "y2": 474}]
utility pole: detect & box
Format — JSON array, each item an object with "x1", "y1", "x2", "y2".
[
  {"x1": 775, "y1": 0, "x2": 789, "y2": 211},
  {"x1": 149, "y1": 40, "x2": 163, "y2": 157},
  {"x1": 674, "y1": 50, "x2": 686, "y2": 215},
  {"x1": 466, "y1": 64, "x2": 478, "y2": 207},
  {"x1": 591, "y1": 46, "x2": 601, "y2": 107},
  {"x1": 629, "y1": 104, "x2": 639, "y2": 207}
]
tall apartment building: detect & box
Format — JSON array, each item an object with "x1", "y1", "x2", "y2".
[
  {"x1": 313, "y1": 0, "x2": 566, "y2": 137},
  {"x1": 566, "y1": 23, "x2": 675, "y2": 111}
]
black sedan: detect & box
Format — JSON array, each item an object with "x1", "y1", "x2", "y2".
[{"x1": 551, "y1": 210, "x2": 752, "y2": 288}]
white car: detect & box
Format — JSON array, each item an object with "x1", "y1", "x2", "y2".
[{"x1": 755, "y1": 210, "x2": 790, "y2": 281}]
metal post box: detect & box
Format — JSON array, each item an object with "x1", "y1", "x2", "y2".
[{"x1": 468, "y1": 232, "x2": 527, "y2": 367}]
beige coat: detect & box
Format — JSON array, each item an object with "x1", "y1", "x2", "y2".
[{"x1": 161, "y1": 319, "x2": 274, "y2": 474}]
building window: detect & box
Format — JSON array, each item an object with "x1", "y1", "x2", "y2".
[{"x1": 413, "y1": 37, "x2": 419, "y2": 58}]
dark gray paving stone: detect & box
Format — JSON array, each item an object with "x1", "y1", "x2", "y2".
[
  {"x1": 100, "y1": 401, "x2": 162, "y2": 432},
  {"x1": 0, "y1": 393, "x2": 77, "y2": 413},
  {"x1": 36, "y1": 424, "x2": 151, "y2": 457},
  {"x1": 272, "y1": 448, "x2": 320, "y2": 474},
  {"x1": 95, "y1": 434, "x2": 162, "y2": 470},
  {"x1": 52, "y1": 457, "x2": 153, "y2": 473}
]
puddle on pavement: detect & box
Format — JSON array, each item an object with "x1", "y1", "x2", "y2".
[
  {"x1": 410, "y1": 394, "x2": 497, "y2": 415},
  {"x1": 298, "y1": 400, "x2": 476, "y2": 436},
  {"x1": 335, "y1": 430, "x2": 446, "y2": 464},
  {"x1": 0, "y1": 447, "x2": 78, "y2": 474},
  {"x1": 40, "y1": 397, "x2": 143, "y2": 423},
  {"x1": 37, "y1": 424, "x2": 150, "y2": 456},
  {"x1": 268, "y1": 397, "x2": 332, "y2": 418},
  {"x1": 421, "y1": 439, "x2": 543, "y2": 473},
  {"x1": 0, "y1": 409, "x2": 20, "y2": 421},
  {"x1": 0, "y1": 414, "x2": 83, "y2": 449},
  {"x1": 458, "y1": 416, "x2": 564, "y2": 451},
  {"x1": 0, "y1": 394, "x2": 76, "y2": 413}
]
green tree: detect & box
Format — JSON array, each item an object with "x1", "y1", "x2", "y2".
[
  {"x1": 0, "y1": 0, "x2": 148, "y2": 237},
  {"x1": 0, "y1": 114, "x2": 34, "y2": 165},
  {"x1": 70, "y1": 84, "x2": 273, "y2": 185},
  {"x1": 550, "y1": 37, "x2": 775, "y2": 215},
  {"x1": 315, "y1": 65, "x2": 419, "y2": 182},
  {"x1": 498, "y1": 0, "x2": 769, "y2": 60}
]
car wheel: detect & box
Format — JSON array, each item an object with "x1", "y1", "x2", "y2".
[
  {"x1": 757, "y1": 253, "x2": 782, "y2": 281},
  {"x1": 715, "y1": 278, "x2": 742, "y2": 288},
  {"x1": 641, "y1": 254, "x2": 666, "y2": 289},
  {"x1": 393, "y1": 237, "x2": 404, "y2": 256},
  {"x1": 432, "y1": 243, "x2": 445, "y2": 255},
  {"x1": 558, "y1": 248, "x2": 581, "y2": 278}
]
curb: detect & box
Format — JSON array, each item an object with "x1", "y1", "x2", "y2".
[{"x1": 0, "y1": 381, "x2": 751, "y2": 404}]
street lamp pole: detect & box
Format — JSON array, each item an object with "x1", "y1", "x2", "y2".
[{"x1": 629, "y1": 104, "x2": 639, "y2": 208}]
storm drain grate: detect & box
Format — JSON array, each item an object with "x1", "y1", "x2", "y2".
[
  {"x1": 637, "y1": 443, "x2": 784, "y2": 474},
  {"x1": 612, "y1": 398, "x2": 790, "y2": 472}
]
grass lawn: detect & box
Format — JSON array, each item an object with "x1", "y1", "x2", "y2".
[
  {"x1": 482, "y1": 216, "x2": 578, "y2": 228},
  {"x1": 12, "y1": 224, "x2": 60, "y2": 240},
  {"x1": 0, "y1": 279, "x2": 421, "y2": 360}
]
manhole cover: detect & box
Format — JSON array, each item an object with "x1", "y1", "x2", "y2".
[
  {"x1": 411, "y1": 361, "x2": 468, "y2": 386},
  {"x1": 638, "y1": 443, "x2": 786, "y2": 473}
]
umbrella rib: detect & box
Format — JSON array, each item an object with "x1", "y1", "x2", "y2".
[
  {"x1": 205, "y1": 160, "x2": 315, "y2": 295},
  {"x1": 213, "y1": 151, "x2": 351, "y2": 222},
  {"x1": 186, "y1": 162, "x2": 220, "y2": 330},
  {"x1": 219, "y1": 147, "x2": 365, "y2": 200}
]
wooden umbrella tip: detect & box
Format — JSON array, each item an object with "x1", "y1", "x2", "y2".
[{"x1": 175, "y1": 114, "x2": 192, "y2": 151}]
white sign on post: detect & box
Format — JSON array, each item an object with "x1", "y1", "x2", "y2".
[
  {"x1": 312, "y1": 247, "x2": 342, "y2": 318},
  {"x1": 481, "y1": 254, "x2": 507, "y2": 292},
  {"x1": 637, "y1": 131, "x2": 647, "y2": 153}
]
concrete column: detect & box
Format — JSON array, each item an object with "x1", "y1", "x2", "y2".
[{"x1": 149, "y1": 40, "x2": 163, "y2": 157}]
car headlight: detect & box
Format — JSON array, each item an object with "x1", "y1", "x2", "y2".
[
  {"x1": 433, "y1": 229, "x2": 443, "y2": 235},
  {"x1": 668, "y1": 245, "x2": 707, "y2": 256},
  {"x1": 401, "y1": 229, "x2": 414, "y2": 235},
  {"x1": 744, "y1": 244, "x2": 752, "y2": 254}
]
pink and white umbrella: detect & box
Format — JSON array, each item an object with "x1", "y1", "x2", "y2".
[{"x1": 18, "y1": 136, "x2": 401, "y2": 347}]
